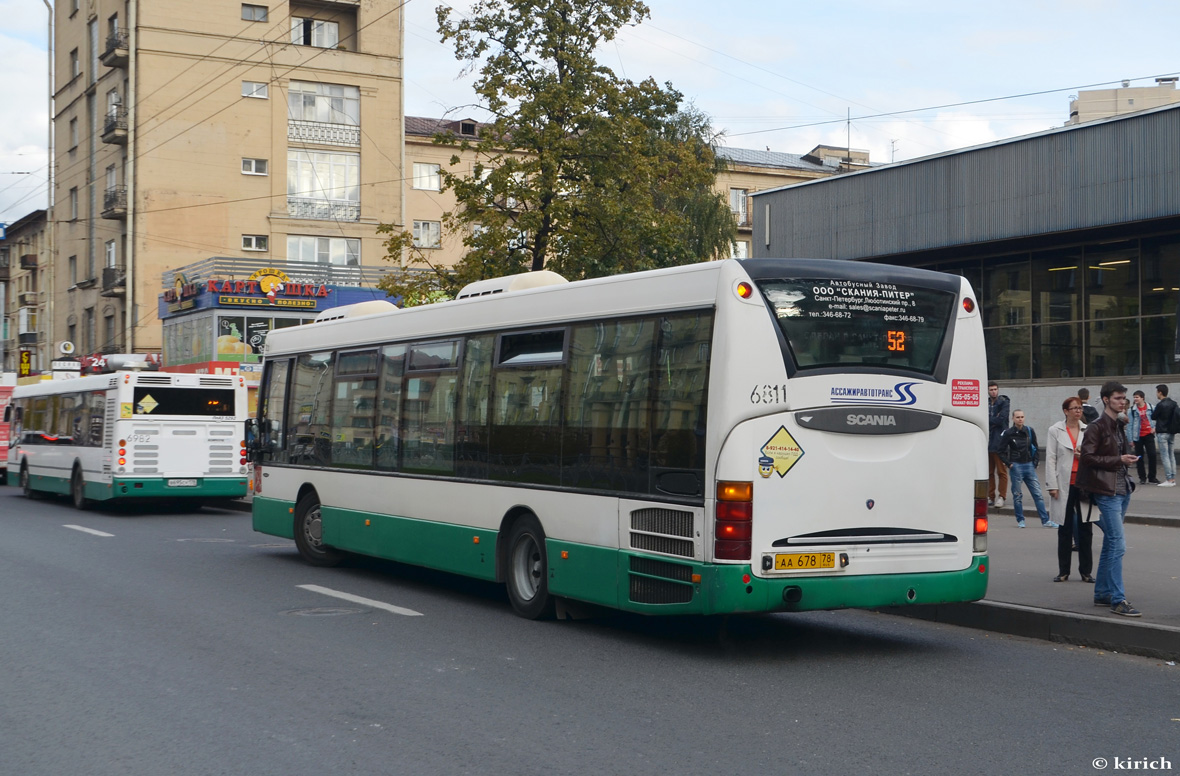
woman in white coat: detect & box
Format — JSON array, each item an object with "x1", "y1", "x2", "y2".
[{"x1": 1045, "y1": 396, "x2": 1093, "y2": 583}]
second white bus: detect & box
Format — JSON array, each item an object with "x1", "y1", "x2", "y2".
[{"x1": 7, "y1": 370, "x2": 250, "y2": 507}]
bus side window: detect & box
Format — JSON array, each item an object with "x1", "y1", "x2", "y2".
[
  {"x1": 87, "y1": 391, "x2": 106, "y2": 447},
  {"x1": 330, "y1": 351, "x2": 378, "y2": 469},
  {"x1": 455, "y1": 335, "x2": 493, "y2": 479},
  {"x1": 288, "y1": 352, "x2": 334, "y2": 466},
  {"x1": 374, "y1": 345, "x2": 406, "y2": 472},
  {"x1": 260, "y1": 359, "x2": 290, "y2": 462},
  {"x1": 650, "y1": 311, "x2": 713, "y2": 496}
]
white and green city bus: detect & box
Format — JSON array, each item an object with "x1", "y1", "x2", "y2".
[
  {"x1": 249, "y1": 259, "x2": 990, "y2": 618},
  {"x1": 7, "y1": 370, "x2": 249, "y2": 507}
]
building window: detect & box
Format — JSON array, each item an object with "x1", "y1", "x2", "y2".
[
  {"x1": 68, "y1": 323, "x2": 77, "y2": 347},
  {"x1": 413, "y1": 220, "x2": 442, "y2": 249},
  {"x1": 105, "y1": 164, "x2": 117, "y2": 191},
  {"x1": 104, "y1": 240, "x2": 117, "y2": 268},
  {"x1": 729, "y1": 188, "x2": 749, "y2": 226},
  {"x1": 287, "y1": 150, "x2": 360, "y2": 220},
  {"x1": 413, "y1": 163, "x2": 441, "y2": 191},
  {"x1": 242, "y1": 235, "x2": 269, "y2": 251},
  {"x1": 292, "y1": 17, "x2": 339, "y2": 48},
  {"x1": 287, "y1": 81, "x2": 359, "y2": 125},
  {"x1": 241, "y1": 81, "x2": 269, "y2": 99},
  {"x1": 69, "y1": 188, "x2": 79, "y2": 220},
  {"x1": 241, "y1": 3, "x2": 268, "y2": 21},
  {"x1": 108, "y1": 14, "x2": 118, "y2": 37},
  {"x1": 85, "y1": 308, "x2": 95, "y2": 353},
  {"x1": 731, "y1": 240, "x2": 749, "y2": 259},
  {"x1": 68, "y1": 118, "x2": 78, "y2": 150},
  {"x1": 241, "y1": 158, "x2": 268, "y2": 175},
  {"x1": 69, "y1": 49, "x2": 80, "y2": 79},
  {"x1": 69, "y1": 0, "x2": 78, "y2": 15},
  {"x1": 68, "y1": 255, "x2": 77, "y2": 285},
  {"x1": 287, "y1": 235, "x2": 360, "y2": 265}
]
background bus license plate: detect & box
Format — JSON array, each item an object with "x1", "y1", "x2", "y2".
[
  {"x1": 775, "y1": 552, "x2": 835, "y2": 571},
  {"x1": 168, "y1": 479, "x2": 198, "y2": 487}
]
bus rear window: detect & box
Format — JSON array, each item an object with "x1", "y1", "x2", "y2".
[
  {"x1": 132, "y1": 387, "x2": 236, "y2": 417},
  {"x1": 756, "y1": 278, "x2": 955, "y2": 374}
]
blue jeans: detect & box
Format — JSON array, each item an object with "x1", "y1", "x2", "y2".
[
  {"x1": 1092, "y1": 491, "x2": 1131, "y2": 605},
  {"x1": 1009, "y1": 462, "x2": 1050, "y2": 525},
  {"x1": 1159, "y1": 433, "x2": 1176, "y2": 482}
]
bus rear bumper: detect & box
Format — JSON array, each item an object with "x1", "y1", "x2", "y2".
[{"x1": 110, "y1": 477, "x2": 249, "y2": 499}]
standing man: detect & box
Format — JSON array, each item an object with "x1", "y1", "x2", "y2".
[
  {"x1": 1077, "y1": 381, "x2": 1142, "y2": 617},
  {"x1": 1154, "y1": 384, "x2": 1179, "y2": 487},
  {"x1": 987, "y1": 381, "x2": 1010, "y2": 508},
  {"x1": 1078, "y1": 387, "x2": 1100, "y2": 424},
  {"x1": 1126, "y1": 390, "x2": 1159, "y2": 484},
  {"x1": 998, "y1": 410, "x2": 1057, "y2": 528}
]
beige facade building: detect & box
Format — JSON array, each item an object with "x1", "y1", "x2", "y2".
[
  {"x1": 52, "y1": 0, "x2": 404, "y2": 361},
  {"x1": 0, "y1": 210, "x2": 51, "y2": 371},
  {"x1": 404, "y1": 116, "x2": 857, "y2": 269},
  {"x1": 1068, "y1": 77, "x2": 1180, "y2": 124}
]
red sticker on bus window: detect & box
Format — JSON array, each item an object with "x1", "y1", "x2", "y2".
[{"x1": 951, "y1": 379, "x2": 980, "y2": 407}]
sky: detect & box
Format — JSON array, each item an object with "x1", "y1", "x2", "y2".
[{"x1": 2, "y1": 0, "x2": 1179, "y2": 223}]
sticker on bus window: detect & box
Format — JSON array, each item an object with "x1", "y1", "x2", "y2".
[
  {"x1": 951, "y1": 379, "x2": 980, "y2": 407},
  {"x1": 120, "y1": 403, "x2": 133, "y2": 419},
  {"x1": 760, "y1": 427, "x2": 804, "y2": 478}
]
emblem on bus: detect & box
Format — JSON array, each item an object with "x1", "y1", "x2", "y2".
[
  {"x1": 866, "y1": 499, "x2": 875, "y2": 510},
  {"x1": 757, "y1": 456, "x2": 774, "y2": 478},
  {"x1": 759, "y1": 427, "x2": 804, "y2": 478}
]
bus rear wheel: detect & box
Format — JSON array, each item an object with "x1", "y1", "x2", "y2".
[
  {"x1": 71, "y1": 466, "x2": 90, "y2": 510},
  {"x1": 505, "y1": 515, "x2": 555, "y2": 620},
  {"x1": 293, "y1": 492, "x2": 344, "y2": 567}
]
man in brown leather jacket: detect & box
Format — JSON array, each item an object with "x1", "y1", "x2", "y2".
[{"x1": 1076, "y1": 380, "x2": 1142, "y2": 617}]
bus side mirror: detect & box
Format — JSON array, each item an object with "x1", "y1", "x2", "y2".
[
  {"x1": 244, "y1": 418, "x2": 259, "y2": 462},
  {"x1": 2, "y1": 405, "x2": 9, "y2": 423}
]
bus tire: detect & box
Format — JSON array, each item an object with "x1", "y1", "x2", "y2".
[
  {"x1": 20, "y1": 462, "x2": 42, "y2": 500},
  {"x1": 70, "y1": 465, "x2": 90, "y2": 510},
  {"x1": 293, "y1": 492, "x2": 344, "y2": 567},
  {"x1": 504, "y1": 515, "x2": 556, "y2": 620}
]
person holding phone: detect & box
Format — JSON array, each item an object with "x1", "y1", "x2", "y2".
[{"x1": 1077, "y1": 381, "x2": 1143, "y2": 617}]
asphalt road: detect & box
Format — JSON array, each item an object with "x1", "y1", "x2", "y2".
[{"x1": 1, "y1": 489, "x2": 1177, "y2": 776}]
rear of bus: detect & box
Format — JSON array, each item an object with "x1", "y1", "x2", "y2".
[
  {"x1": 111, "y1": 372, "x2": 250, "y2": 500},
  {"x1": 703, "y1": 259, "x2": 988, "y2": 613}
]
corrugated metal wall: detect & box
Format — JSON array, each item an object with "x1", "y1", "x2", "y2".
[{"x1": 754, "y1": 105, "x2": 1180, "y2": 260}]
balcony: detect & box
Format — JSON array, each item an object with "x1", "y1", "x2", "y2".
[
  {"x1": 102, "y1": 186, "x2": 127, "y2": 219},
  {"x1": 100, "y1": 29, "x2": 129, "y2": 67},
  {"x1": 0, "y1": 261, "x2": 9, "y2": 282},
  {"x1": 102, "y1": 107, "x2": 128, "y2": 144},
  {"x1": 18, "y1": 292, "x2": 38, "y2": 308},
  {"x1": 102, "y1": 264, "x2": 127, "y2": 296},
  {"x1": 287, "y1": 120, "x2": 360, "y2": 147},
  {"x1": 287, "y1": 197, "x2": 359, "y2": 222},
  {"x1": 20, "y1": 253, "x2": 37, "y2": 269},
  {"x1": 18, "y1": 332, "x2": 38, "y2": 346}
]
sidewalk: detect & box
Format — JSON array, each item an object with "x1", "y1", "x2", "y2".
[{"x1": 891, "y1": 467, "x2": 1180, "y2": 659}]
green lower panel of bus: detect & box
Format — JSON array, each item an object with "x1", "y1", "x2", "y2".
[
  {"x1": 9, "y1": 470, "x2": 248, "y2": 500},
  {"x1": 252, "y1": 496, "x2": 988, "y2": 614}
]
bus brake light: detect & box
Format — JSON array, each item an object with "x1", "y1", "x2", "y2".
[
  {"x1": 963, "y1": 297, "x2": 976, "y2": 313},
  {"x1": 974, "y1": 516, "x2": 988, "y2": 535},
  {"x1": 716, "y1": 480, "x2": 753, "y2": 560}
]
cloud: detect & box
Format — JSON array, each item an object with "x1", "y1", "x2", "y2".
[{"x1": 0, "y1": 23, "x2": 50, "y2": 221}]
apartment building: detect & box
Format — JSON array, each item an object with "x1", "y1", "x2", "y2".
[
  {"x1": 0, "y1": 210, "x2": 50, "y2": 371},
  {"x1": 1068, "y1": 77, "x2": 1180, "y2": 124},
  {"x1": 404, "y1": 117, "x2": 856, "y2": 270},
  {"x1": 53, "y1": 0, "x2": 404, "y2": 359}
]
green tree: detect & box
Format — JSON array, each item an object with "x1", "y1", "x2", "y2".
[{"x1": 378, "y1": 0, "x2": 735, "y2": 305}]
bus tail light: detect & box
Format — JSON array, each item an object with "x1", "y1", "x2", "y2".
[
  {"x1": 974, "y1": 479, "x2": 988, "y2": 552},
  {"x1": 715, "y1": 480, "x2": 753, "y2": 561}
]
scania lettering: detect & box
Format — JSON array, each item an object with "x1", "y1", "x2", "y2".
[{"x1": 249, "y1": 259, "x2": 988, "y2": 619}]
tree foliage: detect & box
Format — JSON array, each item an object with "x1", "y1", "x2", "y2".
[{"x1": 378, "y1": 0, "x2": 735, "y2": 305}]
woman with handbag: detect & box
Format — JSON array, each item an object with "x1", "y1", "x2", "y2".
[{"x1": 1046, "y1": 396, "x2": 1094, "y2": 582}]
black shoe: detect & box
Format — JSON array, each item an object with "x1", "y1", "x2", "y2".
[
  {"x1": 1053, "y1": 573, "x2": 1069, "y2": 582},
  {"x1": 1148, "y1": 479, "x2": 1161, "y2": 484},
  {"x1": 1080, "y1": 573, "x2": 1095, "y2": 583},
  {"x1": 1110, "y1": 600, "x2": 1142, "y2": 617},
  {"x1": 1139, "y1": 479, "x2": 1147, "y2": 485}
]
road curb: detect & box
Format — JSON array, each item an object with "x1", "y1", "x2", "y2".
[
  {"x1": 881, "y1": 600, "x2": 1180, "y2": 660},
  {"x1": 991, "y1": 507, "x2": 1178, "y2": 529}
]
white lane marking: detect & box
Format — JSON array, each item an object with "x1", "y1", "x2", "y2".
[
  {"x1": 297, "y1": 585, "x2": 423, "y2": 617},
  {"x1": 63, "y1": 525, "x2": 115, "y2": 538}
]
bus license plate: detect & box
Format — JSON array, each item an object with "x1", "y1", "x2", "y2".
[
  {"x1": 774, "y1": 552, "x2": 836, "y2": 571},
  {"x1": 168, "y1": 479, "x2": 198, "y2": 487}
]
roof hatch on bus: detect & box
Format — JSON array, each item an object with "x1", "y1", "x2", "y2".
[{"x1": 456, "y1": 270, "x2": 568, "y2": 300}]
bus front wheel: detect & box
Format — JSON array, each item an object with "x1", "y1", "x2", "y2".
[
  {"x1": 505, "y1": 515, "x2": 555, "y2": 620},
  {"x1": 293, "y1": 492, "x2": 344, "y2": 567},
  {"x1": 20, "y1": 463, "x2": 42, "y2": 500},
  {"x1": 71, "y1": 465, "x2": 90, "y2": 510}
]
